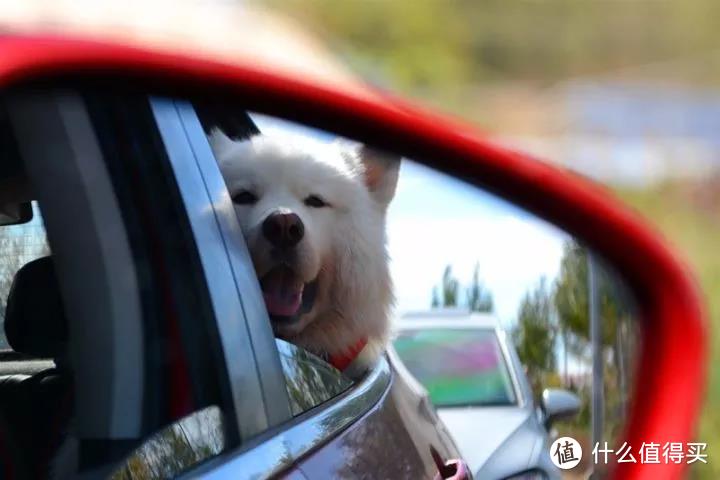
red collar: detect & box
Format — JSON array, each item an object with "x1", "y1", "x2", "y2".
[{"x1": 328, "y1": 338, "x2": 368, "y2": 372}]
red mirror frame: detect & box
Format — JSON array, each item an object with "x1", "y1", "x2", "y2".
[{"x1": 0, "y1": 34, "x2": 707, "y2": 479}]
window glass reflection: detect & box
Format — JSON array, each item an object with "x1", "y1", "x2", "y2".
[
  {"x1": 112, "y1": 406, "x2": 224, "y2": 479},
  {"x1": 277, "y1": 339, "x2": 353, "y2": 416}
]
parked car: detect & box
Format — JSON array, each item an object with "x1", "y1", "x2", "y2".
[{"x1": 391, "y1": 310, "x2": 581, "y2": 479}]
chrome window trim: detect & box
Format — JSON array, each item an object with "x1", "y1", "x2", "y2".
[
  {"x1": 187, "y1": 357, "x2": 392, "y2": 480},
  {"x1": 150, "y1": 97, "x2": 271, "y2": 440},
  {"x1": 173, "y1": 100, "x2": 292, "y2": 427}
]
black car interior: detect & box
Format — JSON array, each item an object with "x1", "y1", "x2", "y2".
[{"x1": 0, "y1": 256, "x2": 73, "y2": 479}]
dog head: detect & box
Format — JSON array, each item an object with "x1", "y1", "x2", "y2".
[{"x1": 210, "y1": 129, "x2": 399, "y2": 354}]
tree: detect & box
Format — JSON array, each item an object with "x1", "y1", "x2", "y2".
[
  {"x1": 430, "y1": 263, "x2": 494, "y2": 312},
  {"x1": 431, "y1": 287, "x2": 440, "y2": 308},
  {"x1": 466, "y1": 262, "x2": 494, "y2": 313},
  {"x1": 513, "y1": 278, "x2": 556, "y2": 396},
  {"x1": 439, "y1": 265, "x2": 459, "y2": 307},
  {"x1": 553, "y1": 239, "x2": 637, "y2": 424},
  {"x1": 554, "y1": 240, "x2": 632, "y2": 352}
]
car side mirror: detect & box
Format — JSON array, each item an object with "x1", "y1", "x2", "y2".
[
  {"x1": 541, "y1": 388, "x2": 581, "y2": 428},
  {"x1": 0, "y1": 35, "x2": 708, "y2": 479}
]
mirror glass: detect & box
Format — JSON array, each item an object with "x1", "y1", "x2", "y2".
[{"x1": 0, "y1": 90, "x2": 640, "y2": 479}]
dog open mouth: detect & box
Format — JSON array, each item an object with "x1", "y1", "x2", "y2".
[{"x1": 260, "y1": 266, "x2": 318, "y2": 324}]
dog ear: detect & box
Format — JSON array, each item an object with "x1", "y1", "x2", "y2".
[
  {"x1": 358, "y1": 146, "x2": 401, "y2": 207},
  {"x1": 208, "y1": 127, "x2": 237, "y2": 158}
]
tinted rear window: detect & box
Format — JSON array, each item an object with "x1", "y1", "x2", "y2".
[{"x1": 393, "y1": 328, "x2": 517, "y2": 407}]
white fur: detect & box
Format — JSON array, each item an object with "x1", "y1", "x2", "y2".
[{"x1": 210, "y1": 129, "x2": 399, "y2": 370}]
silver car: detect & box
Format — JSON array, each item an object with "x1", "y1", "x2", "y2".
[{"x1": 390, "y1": 310, "x2": 581, "y2": 479}]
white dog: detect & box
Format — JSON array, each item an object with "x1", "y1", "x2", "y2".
[{"x1": 210, "y1": 129, "x2": 399, "y2": 376}]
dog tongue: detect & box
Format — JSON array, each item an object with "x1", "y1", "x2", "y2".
[{"x1": 261, "y1": 267, "x2": 304, "y2": 317}]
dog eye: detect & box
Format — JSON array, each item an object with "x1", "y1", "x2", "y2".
[
  {"x1": 232, "y1": 190, "x2": 258, "y2": 205},
  {"x1": 304, "y1": 194, "x2": 329, "y2": 208}
]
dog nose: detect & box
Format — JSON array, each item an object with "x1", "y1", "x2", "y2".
[{"x1": 262, "y1": 211, "x2": 304, "y2": 248}]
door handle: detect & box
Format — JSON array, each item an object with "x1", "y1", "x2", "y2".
[{"x1": 430, "y1": 445, "x2": 470, "y2": 480}]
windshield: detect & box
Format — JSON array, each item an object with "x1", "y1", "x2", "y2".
[{"x1": 393, "y1": 328, "x2": 517, "y2": 407}]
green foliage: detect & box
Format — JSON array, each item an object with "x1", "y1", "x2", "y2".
[
  {"x1": 260, "y1": 0, "x2": 720, "y2": 92},
  {"x1": 505, "y1": 240, "x2": 636, "y2": 443},
  {"x1": 513, "y1": 278, "x2": 555, "y2": 396},
  {"x1": 618, "y1": 183, "x2": 720, "y2": 479},
  {"x1": 431, "y1": 287, "x2": 440, "y2": 308},
  {"x1": 466, "y1": 262, "x2": 494, "y2": 313},
  {"x1": 263, "y1": 0, "x2": 472, "y2": 90},
  {"x1": 440, "y1": 265, "x2": 459, "y2": 307},
  {"x1": 554, "y1": 240, "x2": 631, "y2": 355}
]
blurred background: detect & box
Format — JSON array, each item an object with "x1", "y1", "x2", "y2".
[{"x1": 1, "y1": 0, "x2": 717, "y2": 477}]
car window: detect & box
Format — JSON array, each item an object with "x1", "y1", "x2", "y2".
[
  {"x1": 0, "y1": 203, "x2": 49, "y2": 351},
  {"x1": 393, "y1": 328, "x2": 517, "y2": 407}
]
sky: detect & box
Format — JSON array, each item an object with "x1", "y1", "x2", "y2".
[
  {"x1": 387, "y1": 160, "x2": 568, "y2": 326},
  {"x1": 250, "y1": 113, "x2": 570, "y2": 328}
]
